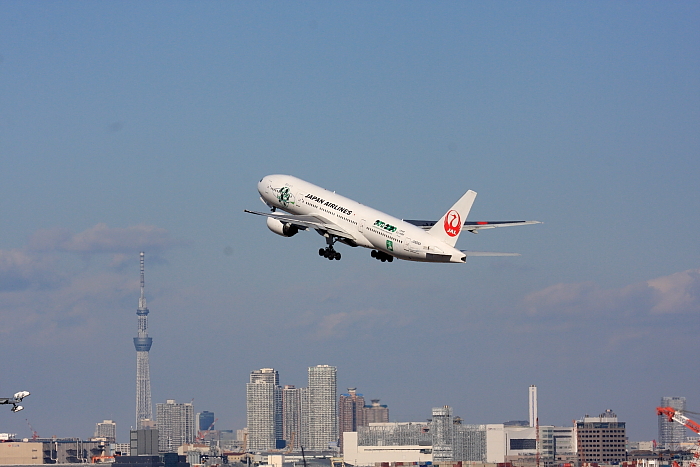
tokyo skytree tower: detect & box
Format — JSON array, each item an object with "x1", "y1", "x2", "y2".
[{"x1": 134, "y1": 252, "x2": 153, "y2": 428}]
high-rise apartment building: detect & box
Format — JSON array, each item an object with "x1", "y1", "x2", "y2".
[
  {"x1": 94, "y1": 420, "x2": 117, "y2": 443},
  {"x1": 247, "y1": 368, "x2": 282, "y2": 451},
  {"x1": 156, "y1": 399, "x2": 195, "y2": 452},
  {"x1": 303, "y1": 365, "x2": 338, "y2": 451},
  {"x1": 339, "y1": 388, "x2": 365, "y2": 451},
  {"x1": 576, "y1": 409, "x2": 626, "y2": 465},
  {"x1": 282, "y1": 385, "x2": 302, "y2": 450},
  {"x1": 659, "y1": 396, "x2": 686, "y2": 450},
  {"x1": 364, "y1": 399, "x2": 389, "y2": 424}
]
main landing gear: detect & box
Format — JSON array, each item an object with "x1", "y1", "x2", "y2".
[
  {"x1": 371, "y1": 250, "x2": 394, "y2": 262},
  {"x1": 319, "y1": 236, "x2": 341, "y2": 260}
]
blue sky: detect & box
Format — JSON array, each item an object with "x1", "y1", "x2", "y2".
[{"x1": 0, "y1": 2, "x2": 698, "y2": 443}]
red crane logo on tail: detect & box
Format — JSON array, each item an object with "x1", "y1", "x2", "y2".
[{"x1": 444, "y1": 210, "x2": 461, "y2": 237}]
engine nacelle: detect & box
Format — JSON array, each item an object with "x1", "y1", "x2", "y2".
[{"x1": 266, "y1": 217, "x2": 299, "y2": 237}]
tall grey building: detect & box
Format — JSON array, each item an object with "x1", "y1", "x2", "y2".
[
  {"x1": 246, "y1": 368, "x2": 282, "y2": 451},
  {"x1": 282, "y1": 385, "x2": 302, "y2": 451},
  {"x1": 134, "y1": 252, "x2": 154, "y2": 428},
  {"x1": 157, "y1": 399, "x2": 194, "y2": 452},
  {"x1": 303, "y1": 365, "x2": 338, "y2": 451},
  {"x1": 659, "y1": 396, "x2": 686, "y2": 450}
]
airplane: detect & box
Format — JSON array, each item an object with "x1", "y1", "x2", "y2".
[
  {"x1": 0, "y1": 391, "x2": 30, "y2": 412},
  {"x1": 245, "y1": 175, "x2": 540, "y2": 263}
]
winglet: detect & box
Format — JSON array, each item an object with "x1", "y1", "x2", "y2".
[{"x1": 427, "y1": 190, "x2": 477, "y2": 247}]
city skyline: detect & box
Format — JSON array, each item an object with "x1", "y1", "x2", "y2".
[{"x1": 0, "y1": 1, "x2": 698, "y2": 444}]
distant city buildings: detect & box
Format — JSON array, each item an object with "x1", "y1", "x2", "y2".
[
  {"x1": 94, "y1": 419, "x2": 116, "y2": 443},
  {"x1": 659, "y1": 396, "x2": 687, "y2": 450},
  {"x1": 156, "y1": 399, "x2": 194, "y2": 452}
]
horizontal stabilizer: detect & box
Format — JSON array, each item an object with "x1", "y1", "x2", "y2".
[{"x1": 406, "y1": 219, "x2": 541, "y2": 232}]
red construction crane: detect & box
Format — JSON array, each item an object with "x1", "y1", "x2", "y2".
[
  {"x1": 195, "y1": 417, "x2": 218, "y2": 443},
  {"x1": 657, "y1": 407, "x2": 700, "y2": 435},
  {"x1": 657, "y1": 407, "x2": 700, "y2": 467},
  {"x1": 25, "y1": 419, "x2": 38, "y2": 440}
]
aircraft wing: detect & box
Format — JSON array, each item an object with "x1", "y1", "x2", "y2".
[
  {"x1": 461, "y1": 251, "x2": 521, "y2": 256},
  {"x1": 0, "y1": 398, "x2": 11, "y2": 404},
  {"x1": 404, "y1": 219, "x2": 541, "y2": 233},
  {"x1": 244, "y1": 210, "x2": 356, "y2": 240}
]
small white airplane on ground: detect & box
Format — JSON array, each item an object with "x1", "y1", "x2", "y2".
[
  {"x1": 245, "y1": 175, "x2": 540, "y2": 263},
  {"x1": 0, "y1": 391, "x2": 30, "y2": 412}
]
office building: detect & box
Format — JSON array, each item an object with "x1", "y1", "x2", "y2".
[
  {"x1": 247, "y1": 368, "x2": 282, "y2": 451},
  {"x1": 157, "y1": 399, "x2": 195, "y2": 452},
  {"x1": 94, "y1": 420, "x2": 117, "y2": 443},
  {"x1": 659, "y1": 396, "x2": 686, "y2": 450},
  {"x1": 576, "y1": 409, "x2": 627, "y2": 465}
]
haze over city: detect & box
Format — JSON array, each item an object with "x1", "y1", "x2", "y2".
[{"x1": 1, "y1": 2, "x2": 698, "y2": 446}]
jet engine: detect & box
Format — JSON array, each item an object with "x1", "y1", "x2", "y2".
[{"x1": 266, "y1": 217, "x2": 299, "y2": 237}]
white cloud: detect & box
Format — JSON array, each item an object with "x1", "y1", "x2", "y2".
[
  {"x1": 312, "y1": 308, "x2": 413, "y2": 339},
  {"x1": 28, "y1": 223, "x2": 185, "y2": 254}
]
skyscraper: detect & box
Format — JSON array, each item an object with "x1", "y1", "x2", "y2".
[
  {"x1": 282, "y1": 385, "x2": 302, "y2": 451},
  {"x1": 339, "y1": 388, "x2": 365, "y2": 451},
  {"x1": 659, "y1": 396, "x2": 686, "y2": 450},
  {"x1": 303, "y1": 365, "x2": 337, "y2": 451},
  {"x1": 134, "y1": 252, "x2": 153, "y2": 428},
  {"x1": 247, "y1": 368, "x2": 282, "y2": 451},
  {"x1": 157, "y1": 399, "x2": 195, "y2": 452}
]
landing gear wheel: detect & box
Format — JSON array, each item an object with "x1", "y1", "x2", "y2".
[
  {"x1": 319, "y1": 248, "x2": 325, "y2": 256},
  {"x1": 387, "y1": 256, "x2": 393, "y2": 262},
  {"x1": 335, "y1": 252, "x2": 341, "y2": 260}
]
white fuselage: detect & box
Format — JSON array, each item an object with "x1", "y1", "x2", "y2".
[{"x1": 258, "y1": 175, "x2": 466, "y2": 263}]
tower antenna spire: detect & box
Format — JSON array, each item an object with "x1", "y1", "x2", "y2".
[{"x1": 139, "y1": 252, "x2": 147, "y2": 310}]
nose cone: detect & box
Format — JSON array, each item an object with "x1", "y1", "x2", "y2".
[{"x1": 258, "y1": 176, "x2": 271, "y2": 195}]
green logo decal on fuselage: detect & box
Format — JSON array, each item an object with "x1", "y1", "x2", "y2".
[
  {"x1": 386, "y1": 240, "x2": 393, "y2": 251},
  {"x1": 276, "y1": 186, "x2": 295, "y2": 207}
]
